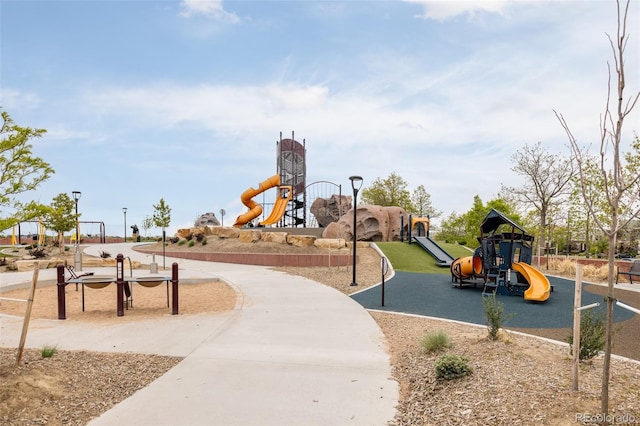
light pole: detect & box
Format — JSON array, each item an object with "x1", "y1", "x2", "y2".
[
  {"x1": 123, "y1": 207, "x2": 127, "y2": 243},
  {"x1": 349, "y1": 175, "x2": 363, "y2": 286},
  {"x1": 72, "y1": 191, "x2": 82, "y2": 271}
]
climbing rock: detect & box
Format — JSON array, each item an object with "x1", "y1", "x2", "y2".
[{"x1": 322, "y1": 205, "x2": 409, "y2": 242}]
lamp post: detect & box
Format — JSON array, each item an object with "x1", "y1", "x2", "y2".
[
  {"x1": 72, "y1": 191, "x2": 82, "y2": 271},
  {"x1": 349, "y1": 175, "x2": 363, "y2": 286},
  {"x1": 123, "y1": 207, "x2": 127, "y2": 243}
]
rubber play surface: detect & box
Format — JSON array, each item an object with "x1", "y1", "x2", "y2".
[{"x1": 351, "y1": 272, "x2": 634, "y2": 329}]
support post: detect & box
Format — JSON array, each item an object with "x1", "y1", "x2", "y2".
[
  {"x1": 572, "y1": 264, "x2": 583, "y2": 391},
  {"x1": 171, "y1": 262, "x2": 179, "y2": 315},
  {"x1": 56, "y1": 264, "x2": 67, "y2": 320},
  {"x1": 116, "y1": 254, "x2": 124, "y2": 316},
  {"x1": 16, "y1": 263, "x2": 39, "y2": 365}
]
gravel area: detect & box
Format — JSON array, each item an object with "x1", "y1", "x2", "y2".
[{"x1": 1, "y1": 239, "x2": 639, "y2": 425}]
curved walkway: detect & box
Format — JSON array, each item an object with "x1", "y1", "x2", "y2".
[{"x1": 0, "y1": 243, "x2": 398, "y2": 426}]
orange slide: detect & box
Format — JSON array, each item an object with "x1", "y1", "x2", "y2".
[
  {"x1": 512, "y1": 262, "x2": 551, "y2": 302},
  {"x1": 233, "y1": 175, "x2": 292, "y2": 227}
]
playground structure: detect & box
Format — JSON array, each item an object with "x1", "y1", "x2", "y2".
[
  {"x1": 450, "y1": 209, "x2": 551, "y2": 302},
  {"x1": 234, "y1": 133, "x2": 307, "y2": 228},
  {"x1": 400, "y1": 215, "x2": 454, "y2": 267}
]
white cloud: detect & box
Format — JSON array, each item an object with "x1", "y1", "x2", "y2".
[
  {"x1": 1, "y1": 88, "x2": 42, "y2": 111},
  {"x1": 179, "y1": 0, "x2": 239, "y2": 23},
  {"x1": 404, "y1": 0, "x2": 511, "y2": 21}
]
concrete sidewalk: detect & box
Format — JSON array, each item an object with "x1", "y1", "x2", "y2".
[{"x1": 1, "y1": 243, "x2": 398, "y2": 425}]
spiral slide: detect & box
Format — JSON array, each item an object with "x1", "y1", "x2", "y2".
[
  {"x1": 233, "y1": 175, "x2": 292, "y2": 227},
  {"x1": 512, "y1": 262, "x2": 551, "y2": 302}
]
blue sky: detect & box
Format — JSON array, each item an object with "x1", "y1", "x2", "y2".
[{"x1": 2, "y1": 0, "x2": 639, "y2": 237}]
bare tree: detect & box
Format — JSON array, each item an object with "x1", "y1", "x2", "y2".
[
  {"x1": 554, "y1": 0, "x2": 640, "y2": 414},
  {"x1": 502, "y1": 141, "x2": 575, "y2": 257}
]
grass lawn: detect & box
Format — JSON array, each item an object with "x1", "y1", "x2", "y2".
[{"x1": 376, "y1": 240, "x2": 473, "y2": 274}]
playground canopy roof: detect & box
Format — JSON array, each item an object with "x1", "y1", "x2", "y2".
[{"x1": 480, "y1": 209, "x2": 527, "y2": 235}]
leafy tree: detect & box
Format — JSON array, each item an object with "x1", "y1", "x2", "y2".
[
  {"x1": 152, "y1": 198, "x2": 172, "y2": 232},
  {"x1": 502, "y1": 141, "x2": 575, "y2": 256},
  {"x1": 436, "y1": 211, "x2": 465, "y2": 244},
  {"x1": 554, "y1": 0, "x2": 640, "y2": 414},
  {"x1": 0, "y1": 110, "x2": 54, "y2": 231},
  {"x1": 411, "y1": 185, "x2": 442, "y2": 218},
  {"x1": 360, "y1": 172, "x2": 414, "y2": 212},
  {"x1": 437, "y1": 196, "x2": 519, "y2": 248},
  {"x1": 44, "y1": 193, "x2": 77, "y2": 253},
  {"x1": 153, "y1": 198, "x2": 172, "y2": 268}
]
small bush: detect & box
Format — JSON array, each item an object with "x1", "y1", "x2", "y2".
[
  {"x1": 178, "y1": 239, "x2": 186, "y2": 246},
  {"x1": 567, "y1": 309, "x2": 606, "y2": 361},
  {"x1": 201, "y1": 239, "x2": 208, "y2": 246},
  {"x1": 482, "y1": 291, "x2": 515, "y2": 340},
  {"x1": 435, "y1": 354, "x2": 472, "y2": 380},
  {"x1": 421, "y1": 330, "x2": 452, "y2": 353},
  {"x1": 40, "y1": 345, "x2": 58, "y2": 358},
  {"x1": 28, "y1": 247, "x2": 47, "y2": 258},
  {"x1": 188, "y1": 240, "x2": 195, "y2": 247}
]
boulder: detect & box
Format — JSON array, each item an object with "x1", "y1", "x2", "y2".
[
  {"x1": 194, "y1": 212, "x2": 220, "y2": 227},
  {"x1": 322, "y1": 205, "x2": 409, "y2": 242},
  {"x1": 239, "y1": 230, "x2": 262, "y2": 243},
  {"x1": 310, "y1": 194, "x2": 351, "y2": 227},
  {"x1": 216, "y1": 227, "x2": 241, "y2": 239},
  {"x1": 314, "y1": 238, "x2": 346, "y2": 249},
  {"x1": 286, "y1": 235, "x2": 316, "y2": 247},
  {"x1": 261, "y1": 232, "x2": 288, "y2": 244},
  {"x1": 175, "y1": 228, "x2": 192, "y2": 239}
]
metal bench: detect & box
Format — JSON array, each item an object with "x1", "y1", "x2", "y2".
[{"x1": 616, "y1": 259, "x2": 640, "y2": 284}]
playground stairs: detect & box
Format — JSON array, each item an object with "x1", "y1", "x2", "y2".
[{"x1": 482, "y1": 273, "x2": 499, "y2": 296}]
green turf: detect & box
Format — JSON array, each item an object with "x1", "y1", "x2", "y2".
[{"x1": 376, "y1": 241, "x2": 473, "y2": 274}]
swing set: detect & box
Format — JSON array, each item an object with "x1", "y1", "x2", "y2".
[
  {"x1": 12, "y1": 220, "x2": 45, "y2": 246},
  {"x1": 11, "y1": 220, "x2": 106, "y2": 245}
]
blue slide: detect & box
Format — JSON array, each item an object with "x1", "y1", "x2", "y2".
[{"x1": 413, "y1": 236, "x2": 455, "y2": 267}]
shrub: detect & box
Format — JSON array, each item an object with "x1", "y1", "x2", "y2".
[
  {"x1": 40, "y1": 345, "x2": 58, "y2": 358},
  {"x1": 27, "y1": 247, "x2": 47, "y2": 258},
  {"x1": 188, "y1": 240, "x2": 195, "y2": 247},
  {"x1": 435, "y1": 354, "x2": 472, "y2": 380},
  {"x1": 567, "y1": 309, "x2": 606, "y2": 361},
  {"x1": 482, "y1": 291, "x2": 515, "y2": 340},
  {"x1": 421, "y1": 330, "x2": 452, "y2": 353},
  {"x1": 178, "y1": 239, "x2": 186, "y2": 246},
  {"x1": 201, "y1": 238, "x2": 208, "y2": 246}
]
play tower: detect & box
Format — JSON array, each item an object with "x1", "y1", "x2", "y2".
[
  {"x1": 277, "y1": 132, "x2": 306, "y2": 227},
  {"x1": 233, "y1": 132, "x2": 307, "y2": 228}
]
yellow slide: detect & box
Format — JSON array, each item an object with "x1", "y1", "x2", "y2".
[
  {"x1": 512, "y1": 262, "x2": 551, "y2": 302},
  {"x1": 233, "y1": 175, "x2": 292, "y2": 227},
  {"x1": 259, "y1": 186, "x2": 293, "y2": 225},
  {"x1": 233, "y1": 175, "x2": 280, "y2": 227}
]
